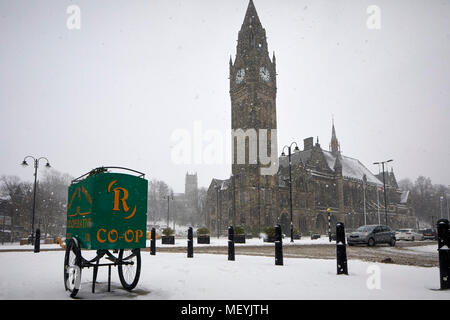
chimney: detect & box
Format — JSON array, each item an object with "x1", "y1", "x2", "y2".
[{"x1": 304, "y1": 137, "x2": 314, "y2": 151}]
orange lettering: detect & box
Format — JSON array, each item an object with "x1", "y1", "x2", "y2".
[
  {"x1": 135, "y1": 229, "x2": 143, "y2": 243},
  {"x1": 108, "y1": 229, "x2": 118, "y2": 243},
  {"x1": 97, "y1": 228, "x2": 107, "y2": 243},
  {"x1": 112, "y1": 187, "x2": 130, "y2": 212},
  {"x1": 124, "y1": 229, "x2": 134, "y2": 243}
]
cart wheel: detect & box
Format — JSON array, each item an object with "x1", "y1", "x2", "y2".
[
  {"x1": 118, "y1": 248, "x2": 141, "y2": 291},
  {"x1": 64, "y1": 238, "x2": 82, "y2": 298}
]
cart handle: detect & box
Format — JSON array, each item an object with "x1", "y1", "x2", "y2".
[{"x1": 71, "y1": 166, "x2": 146, "y2": 184}]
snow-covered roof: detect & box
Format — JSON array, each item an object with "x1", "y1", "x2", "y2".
[
  {"x1": 211, "y1": 178, "x2": 230, "y2": 191},
  {"x1": 400, "y1": 190, "x2": 410, "y2": 204},
  {"x1": 279, "y1": 148, "x2": 383, "y2": 186},
  {"x1": 322, "y1": 151, "x2": 382, "y2": 186}
]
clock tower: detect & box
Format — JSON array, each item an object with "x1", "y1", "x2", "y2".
[{"x1": 229, "y1": 0, "x2": 279, "y2": 230}]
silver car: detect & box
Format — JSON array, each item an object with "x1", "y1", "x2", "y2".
[{"x1": 347, "y1": 225, "x2": 396, "y2": 247}]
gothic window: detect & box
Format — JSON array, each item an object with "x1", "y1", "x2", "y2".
[
  {"x1": 265, "y1": 209, "x2": 271, "y2": 226},
  {"x1": 249, "y1": 31, "x2": 255, "y2": 48},
  {"x1": 265, "y1": 188, "x2": 270, "y2": 204},
  {"x1": 240, "y1": 190, "x2": 245, "y2": 206},
  {"x1": 240, "y1": 213, "x2": 246, "y2": 225}
]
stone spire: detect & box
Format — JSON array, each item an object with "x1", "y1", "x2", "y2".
[
  {"x1": 236, "y1": 0, "x2": 269, "y2": 58},
  {"x1": 330, "y1": 117, "x2": 341, "y2": 155}
]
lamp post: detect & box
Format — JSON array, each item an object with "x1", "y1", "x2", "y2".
[
  {"x1": 447, "y1": 190, "x2": 449, "y2": 220},
  {"x1": 362, "y1": 174, "x2": 367, "y2": 225},
  {"x1": 376, "y1": 185, "x2": 381, "y2": 225},
  {"x1": 215, "y1": 184, "x2": 221, "y2": 239},
  {"x1": 163, "y1": 194, "x2": 173, "y2": 229},
  {"x1": 440, "y1": 196, "x2": 444, "y2": 219},
  {"x1": 281, "y1": 142, "x2": 300, "y2": 243},
  {"x1": 21, "y1": 156, "x2": 51, "y2": 245},
  {"x1": 373, "y1": 159, "x2": 393, "y2": 226}
]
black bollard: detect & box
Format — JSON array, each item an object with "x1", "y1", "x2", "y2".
[
  {"x1": 275, "y1": 224, "x2": 283, "y2": 266},
  {"x1": 228, "y1": 226, "x2": 235, "y2": 261},
  {"x1": 437, "y1": 219, "x2": 450, "y2": 290},
  {"x1": 34, "y1": 228, "x2": 40, "y2": 253},
  {"x1": 150, "y1": 228, "x2": 156, "y2": 255},
  {"x1": 336, "y1": 222, "x2": 348, "y2": 275},
  {"x1": 187, "y1": 227, "x2": 193, "y2": 258}
]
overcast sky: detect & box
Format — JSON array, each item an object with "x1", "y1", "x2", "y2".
[{"x1": 0, "y1": 0, "x2": 449, "y2": 192}]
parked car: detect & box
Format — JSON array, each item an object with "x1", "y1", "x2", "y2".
[
  {"x1": 347, "y1": 225, "x2": 396, "y2": 247},
  {"x1": 395, "y1": 228, "x2": 423, "y2": 241},
  {"x1": 420, "y1": 228, "x2": 437, "y2": 240}
]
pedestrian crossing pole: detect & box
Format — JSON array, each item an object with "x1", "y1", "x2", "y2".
[{"x1": 327, "y1": 208, "x2": 331, "y2": 242}]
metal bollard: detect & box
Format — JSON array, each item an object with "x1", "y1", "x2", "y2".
[
  {"x1": 187, "y1": 227, "x2": 193, "y2": 258},
  {"x1": 34, "y1": 228, "x2": 40, "y2": 253},
  {"x1": 228, "y1": 226, "x2": 235, "y2": 261},
  {"x1": 437, "y1": 219, "x2": 450, "y2": 289},
  {"x1": 275, "y1": 224, "x2": 283, "y2": 266},
  {"x1": 336, "y1": 222, "x2": 348, "y2": 275},
  {"x1": 150, "y1": 227, "x2": 156, "y2": 255}
]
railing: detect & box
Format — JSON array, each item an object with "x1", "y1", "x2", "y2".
[{"x1": 71, "y1": 166, "x2": 146, "y2": 184}]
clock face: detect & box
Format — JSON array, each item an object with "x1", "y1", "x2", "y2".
[
  {"x1": 259, "y1": 67, "x2": 270, "y2": 82},
  {"x1": 235, "y1": 68, "x2": 245, "y2": 84}
]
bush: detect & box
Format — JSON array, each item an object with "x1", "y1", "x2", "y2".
[
  {"x1": 162, "y1": 227, "x2": 174, "y2": 236},
  {"x1": 234, "y1": 225, "x2": 245, "y2": 235},
  {"x1": 197, "y1": 227, "x2": 210, "y2": 235},
  {"x1": 263, "y1": 226, "x2": 276, "y2": 238}
]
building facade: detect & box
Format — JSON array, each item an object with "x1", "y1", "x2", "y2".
[{"x1": 206, "y1": 0, "x2": 415, "y2": 236}]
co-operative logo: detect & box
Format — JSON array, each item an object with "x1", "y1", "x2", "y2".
[{"x1": 107, "y1": 180, "x2": 136, "y2": 220}]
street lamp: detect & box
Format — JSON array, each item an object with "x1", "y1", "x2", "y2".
[
  {"x1": 215, "y1": 184, "x2": 222, "y2": 239},
  {"x1": 373, "y1": 159, "x2": 393, "y2": 226},
  {"x1": 163, "y1": 194, "x2": 174, "y2": 229},
  {"x1": 362, "y1": 174, "x2": 367, "y2": 225},
  {"x1": 281, "y1": 142, "x2": 300, "y2": 243},
  {"x1": 21, "y1": 156, "x2": 51, "y2": 245}
]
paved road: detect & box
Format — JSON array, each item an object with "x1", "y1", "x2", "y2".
[{"x1": 147, "y1": 240, "x2": 438, "y2": 268}]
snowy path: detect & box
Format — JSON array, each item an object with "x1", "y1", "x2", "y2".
[{"x1": 0, "y1": 250, "x2": 448, "y2": 300}]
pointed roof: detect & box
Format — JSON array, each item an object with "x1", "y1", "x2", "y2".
[
  {"x1": 235, "y1": 0, "x2": 268, "y2": 58},
  {"x1": 243, "y1": 0, "x2": 262, "y2": 27},
  {"x1": 330, "y1": 117, "x2": 341, "y2": 155}
]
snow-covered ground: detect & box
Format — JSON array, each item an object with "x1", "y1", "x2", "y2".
[
  {"x1": 0, "y1": 236, "x2": 334, "y2": 251},
  {"x1": 0, "y1": 250, "x2": 448, "y2": 300},
  {"x1": 407, "y1": 244, "x2": 438, "y2": 254}
]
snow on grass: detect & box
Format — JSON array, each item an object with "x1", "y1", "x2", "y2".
[{"x1": 0, "y1": 250, "x2": 448, "y2": 300}]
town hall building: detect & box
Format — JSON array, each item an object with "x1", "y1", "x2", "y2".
[{"x1": 206, "y1": 0, "x2": 415, "y2": 236}]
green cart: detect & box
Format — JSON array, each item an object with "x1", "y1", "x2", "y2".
[{"x1": 64, "y1": 167, "x2": 148, "y2": 298}]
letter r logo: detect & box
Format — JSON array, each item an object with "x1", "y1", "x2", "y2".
[{"x1": 108, "y1": 180, "x2": 136, "y2": 219}]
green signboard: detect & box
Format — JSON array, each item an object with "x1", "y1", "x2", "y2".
[{"x1": 66, "y1": 172, "x2": 148, "y2": 250}]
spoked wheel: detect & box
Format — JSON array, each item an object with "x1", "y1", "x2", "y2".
[
  {"x1": 64, "y1": 238, "x2": 82, "y2": 298},
  {"x1": 118, "y1": 248, "x2": 141, "y2": 291}
]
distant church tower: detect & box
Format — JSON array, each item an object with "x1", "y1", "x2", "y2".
[
  {"x1": 229, "y1": 0, "x2": 279, "y2": 229},
  {"x1": 329, "y1": 118, "x2": 341, "y2": 155},
  {"x1": 185, "y1": 172, "x2": 198, "y2": 205}
]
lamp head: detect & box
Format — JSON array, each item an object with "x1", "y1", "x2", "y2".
[
  {"x1": 294, "y1": 146, "x2": 300, "y2": 152},
  {"x1": 21, "y1": 160, "x2": 28, "y2": 167},
  {"x1": 45, "y1": 162, "x2": 51, "y2": 168},
  {"x1": 281, "y1": 152, "x2": 286, "y2": 157}
]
